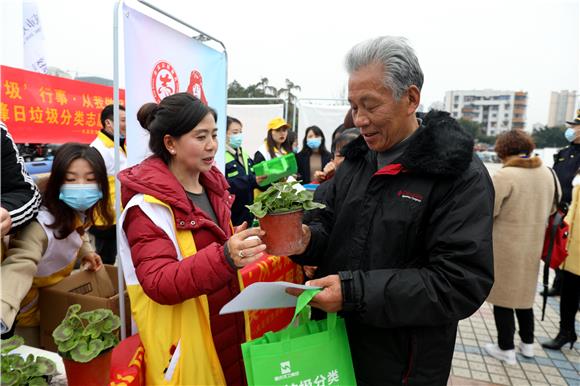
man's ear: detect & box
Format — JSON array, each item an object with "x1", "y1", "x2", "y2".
[{"x1": 406, "y1": 85, "x2": 421, "y2": 116}]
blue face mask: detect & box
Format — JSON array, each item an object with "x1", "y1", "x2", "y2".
[
  {"x1": 59, "y1": 184, "x2": 103, "y2": 211},
  {"x1": 306, "y1": 138, "x2": 322, "y2": 150},
  {"x1": 565, "y1": 128, "x2": 577, "y2": 142},
  {"x1": 229, "y1": 133, "x2": 243, "y2": 149}
]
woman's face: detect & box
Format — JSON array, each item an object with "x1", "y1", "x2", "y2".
[
  {"x1": 64, "y1": 158, "x2": 96, "y2": 185},
  {"x1": 271, "y1": 127, "x2": 288, "y2": 146},
  {"x1": 226, "y1": 121, "x2": 242, "y2": 142},
  {"x1": 170, "y1": 113, "x2": 218, "y2": 173},
  {"x1": 306, "y1": 130, "x2": 321, "y2": 141}
]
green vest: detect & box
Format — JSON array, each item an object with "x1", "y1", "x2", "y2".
[{"x1": 225, "y1": 149, "x2": 251, "y2": 178}]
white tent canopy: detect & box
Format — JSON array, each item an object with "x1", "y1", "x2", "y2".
[{"x1": 297, "y1": 100, "x2": 349, "y2": 151}]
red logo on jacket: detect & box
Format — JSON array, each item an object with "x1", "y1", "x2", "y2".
[{"x1": 397, "y1": 190, "x2": 423, "y2": 203}]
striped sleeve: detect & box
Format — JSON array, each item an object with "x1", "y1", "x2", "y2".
[{"x1": 0, "y1": 121, "x2": 42, "y2": 231}]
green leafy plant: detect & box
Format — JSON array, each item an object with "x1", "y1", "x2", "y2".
[
  {"x1": 247, "y1": 181, "x2": 325, "y2": 218},
  {"x1": 52, "y1": 304, "x2": 120, "y2": 363},
  {"x1": 1, "y1": 335, "x2": 57, "y2": 386}
]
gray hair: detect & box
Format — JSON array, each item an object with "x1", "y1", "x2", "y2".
[{"x1": 345, "y1": 36, "x2": 424, "y2": 101}]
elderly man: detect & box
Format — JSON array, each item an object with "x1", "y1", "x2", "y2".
[{"x1": 288, "y1": 36, "x2": 494, "y2": 385}]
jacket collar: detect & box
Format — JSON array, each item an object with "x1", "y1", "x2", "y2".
[
  {"x1": 342, "y1": 110, "x2": 474, "y2": 177},
  {"x1": 503, "y1": 156, "x2": 542, "y2": 169},
  {"x1": 98, "y1": 130, "x2": 126, "y2": 151},
  {"x1": 119, "y1": 156, "x2": 232, "y2": 221}
]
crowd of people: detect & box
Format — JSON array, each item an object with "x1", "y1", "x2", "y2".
[{"x1": 0, "y1": 35, "x2": 578, "y2": 385}]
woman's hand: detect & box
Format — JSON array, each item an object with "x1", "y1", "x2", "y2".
[
  {"x1": 227, "y1": 222, "x2": 266, "y2": 268},
  {"x1": 81, "y1": 252, "x2": 103, "y2": 271},
  {"x1": 256, "y1": 175, "x2": 268, "y2": 185}
]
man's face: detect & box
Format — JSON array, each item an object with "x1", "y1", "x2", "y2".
[
  {"x1": 348, "y1": 62, "x2": 417, "y2": 152},
  {"x1": 105, "y1": 110, "x2": 127, "y2": 137}
]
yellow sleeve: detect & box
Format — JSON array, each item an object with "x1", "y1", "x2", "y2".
[{"x1": 1, "y1": 221, "x2": 47, "y2": 330}]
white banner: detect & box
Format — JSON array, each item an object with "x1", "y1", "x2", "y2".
[
  {"x1": 123, "y1": 2, "x2": 227, "y2": 169},
  {"x1": 22, "y1": 1, "x2": 47, "y2": 74},
  {"x1": 227, "y1": 103, "x2": 284, "y2": 157},
  {"x1": 297, "y1": 102, "x2": 349, "y2": 151}
]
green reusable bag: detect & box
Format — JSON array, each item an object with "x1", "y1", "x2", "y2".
[
  {"x1": 252, "y1": 152, "x2": 298, "y2": 186},
  {"x1": 241, "y1": 289, "x2": 357, "y2": 386}
]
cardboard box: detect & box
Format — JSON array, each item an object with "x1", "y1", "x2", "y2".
[{"x1": 38, "y1": 265, "x2": 131, "y2": 352}]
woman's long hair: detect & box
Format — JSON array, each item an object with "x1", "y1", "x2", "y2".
[
  {"x1": 299, "y1": 125, "x2": 330, "y2": 156},
  {"x1": 266, "y1": 129, "x2": 293, "y2": 159},
  {"x1": 44, "y1": 143, "x2": 112, "y2": 239}
]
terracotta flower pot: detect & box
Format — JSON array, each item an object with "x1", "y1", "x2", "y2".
[
  {"x1": 259, "y1": 209, "x2": 304, "y2": 256},
  {"x1": 63, "y1": 349, "x2": 112, "y2": 386}
]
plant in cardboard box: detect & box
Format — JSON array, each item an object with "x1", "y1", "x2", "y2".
[
  {"x1": 52, "y1": 304, "x2": 120, "y2": 386},
  {"x1": 1, "y1": 335, "x2": 57, "y2": 386},
  {"x1": 247, "y1": 181, "x2": 325, "y2": 256}
]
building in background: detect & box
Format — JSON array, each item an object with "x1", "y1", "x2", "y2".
[
  {"x1": 547, "y1": 90, "x2": 577, "y2": 127},
  {"x1": 444, "y1": 90, "x2": 528, "y2": 135}
]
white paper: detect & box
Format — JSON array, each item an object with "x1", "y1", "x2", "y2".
[{"x1": 219, "y1": 281, "x2": 321, "y2": 314}]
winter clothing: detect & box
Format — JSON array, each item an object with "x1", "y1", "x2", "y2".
[
  {"x1": 1, "y1": 209, "x2": 93, "y2": 330},
  {"x1": 553, "y1": 143, "x2": 580, "y2": 205},
  {"x1": 90, "y1": 130, "x2": 127, "y2": 225},
  {"x1": 118, "y1": 156, "x2": 246, "y2": 386},
  {"x1": 0, "y1": 121, "x2": 41, "y2": 233},
  {"x1": 486, "y1": 156, "x2": 557, "y2": 309},
  {"x1": 292, "y1": 111, "x2": 494, "y2": 386},
  {"x1": 225, "y1": 145, "x2": 259, "y2": 226},
  {"x1": 90, "y1": 130, "x2": 127, "y2": 264},
  {"x1": 296, "y1": 149, "x2": 332, "y2": 183},
  {"x1": 563, "y1": 184, "x2": 580, "y2": 276}
]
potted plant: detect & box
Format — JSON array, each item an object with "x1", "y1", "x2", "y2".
[
  {"x1": 1, "y1": 335, "x2": 57, "y2": 386},
  {"x1": 247, "y1": 181, "x2": 325, "y2": 256},
  {"x1": 52, "y1": 304, "x2": 120, "y2": 386}
]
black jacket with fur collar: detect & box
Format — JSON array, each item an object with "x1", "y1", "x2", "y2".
[{"x1": 293, "y1": 110, "x2": 495, "y2": 386}]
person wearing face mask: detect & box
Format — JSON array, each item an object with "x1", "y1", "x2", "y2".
[
  {"x1": 225, "y1": 116, "x2": 266, "y2": 226},
  {"x1": 89, "y1": 104, "x2": 128, "y2": 265},
  {"x1": 542, "y1": 109, "x2": 580, "y2": 297},
  {"x1": 1, "y1": 143, "x2": 111, "y2": 346},
  {"x1": 296, "y1": 125, "x2": 332, "y2": 183}
]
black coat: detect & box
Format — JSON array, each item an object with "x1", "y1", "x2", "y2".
[
  {"x1": 292, "y1": 111, "x2": 494, "y2": 386},
  {"x1": 553, "y1": 143, "x2": 580, "y2": 205},
  {"x1": 0, "y1": 122, "x2": 41, "y2": 233},
  {"x1": 296, "y1": 149, "x2": 332, "y2": 183}
]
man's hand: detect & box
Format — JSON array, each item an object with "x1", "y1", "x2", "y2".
[
  {"x1": 81, "y1": 252, "x2": 103, "y2": 271},
  {"x1": 286, "y1": 274, "x2": 343, "y2": 313},
  {"x1": 0, "y1": 207, "x2": 12, "y2": 237}
]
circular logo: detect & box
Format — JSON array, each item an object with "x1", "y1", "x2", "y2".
[{"x1": 151, "y1": 61, "x2": 179, "y2": 103}]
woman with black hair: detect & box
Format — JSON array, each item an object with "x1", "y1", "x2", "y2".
[
  {"x1": 1, "y1": 143, "x2": 111, "y2": 343},
  {"x1": 296, "y1": 125, "x2": 332, "y2": 183},
  {"x1": 119, "y1": 92, "x2": 265, "y2": 385},
  {"x1": 253, "y1": 117, "x2": 293, "y2": 163}
]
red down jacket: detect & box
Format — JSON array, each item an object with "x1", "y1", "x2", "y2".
[{"x1": 119, "y1": 156, "x2": 246, "y2": 386}]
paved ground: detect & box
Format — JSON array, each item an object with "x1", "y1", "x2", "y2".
[{"x1": 448, "y1": 277, "x2": 579, "y2": 386}]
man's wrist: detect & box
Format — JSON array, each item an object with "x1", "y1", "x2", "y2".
[{"x1": 338, "y1": 270, "x2": 359, "y2": 312}]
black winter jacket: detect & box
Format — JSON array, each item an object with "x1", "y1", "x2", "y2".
[
  {"x1": 0, "y1": 122, "x2": 41, "y2": 233},
  {"x1": 292, "y1": 111, "x2": 494, "y2": 386}
]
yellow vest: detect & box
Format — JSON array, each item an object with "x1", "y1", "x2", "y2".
[
  {"x1": 90, "y1": 131, "x2": 127, "y2": 226},
  {"x1": 119, "y1": 193, "x2": 237, "y2": 385}
]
